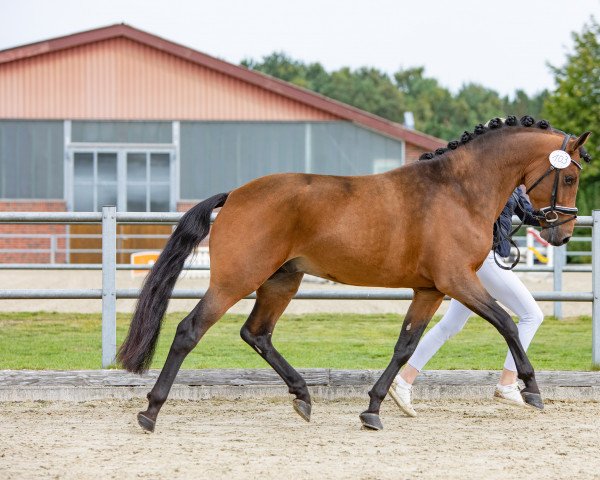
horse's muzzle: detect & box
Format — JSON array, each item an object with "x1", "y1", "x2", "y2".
[{"x1": 541, "y1": 227, "x2": 572, "y2": 247}]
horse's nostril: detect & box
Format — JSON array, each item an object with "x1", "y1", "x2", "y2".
[{"x1": 561, "y1": 236, "x2": 571, "y2": 245}]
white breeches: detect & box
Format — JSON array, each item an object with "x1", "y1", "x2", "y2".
[{"x1": 408, "y1": 251, "x2": 544, "y2": 372}]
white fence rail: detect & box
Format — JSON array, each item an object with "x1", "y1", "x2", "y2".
[{"x1": 0, "y1": 208, "x2": 598, "y2": 368}]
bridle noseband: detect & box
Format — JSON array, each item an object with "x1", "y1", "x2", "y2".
[{"x1": 525, "y1": 132, "x2": 582, "y2": 230}]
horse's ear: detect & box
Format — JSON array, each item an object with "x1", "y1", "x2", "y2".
[{"x1": 569, "y1": 131, "x2": 592, "y2": 152}]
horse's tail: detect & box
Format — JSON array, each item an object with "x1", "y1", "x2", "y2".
[{"x1": 118, "y1": 192, "x2": 229, "y2": 373}]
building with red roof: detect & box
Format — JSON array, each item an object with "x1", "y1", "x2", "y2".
[{"x1": 0, "y1": 24, "x2": 444, "y2": 263}]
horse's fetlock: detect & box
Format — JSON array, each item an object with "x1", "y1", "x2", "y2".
[
  {"x1": 518, "y1": 369, "x2": 535, "y2": 385},
  {"x1": 146, "y1": 391, "x2": 166, "y2": 409}
]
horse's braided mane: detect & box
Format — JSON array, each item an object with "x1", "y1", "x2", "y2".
[{"x1": 418, "y1": 115, "x2": 592, "y2": 163}]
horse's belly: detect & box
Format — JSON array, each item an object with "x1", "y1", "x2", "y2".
[{"x1": 287, "y1": 256, "x2": 432, "y2": 289}]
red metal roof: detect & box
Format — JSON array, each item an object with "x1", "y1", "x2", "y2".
[{"x1": 0, "y1": 24, "x2": 444, "y2": 150}]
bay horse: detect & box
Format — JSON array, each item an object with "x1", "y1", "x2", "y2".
[{"x1": 119, "y1": 116, "x2": 591, "y2": 432}]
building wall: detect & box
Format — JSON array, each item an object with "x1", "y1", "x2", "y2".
[
  {"x1": 0, "y1": 38, "x2": 339, "y2": 121},
  {"x1": 0, "y1": 31, "x2": 435, "y2": 264},
  {"x1": 180, "y1": 121, "x2": 405, "y2": 199},
  {"x1": 1, "y1": 119, "x2": 406, "y2": 205},
  {"x1": 0, "y1": 120, "x2": 64, "y2": 198},
  {"x1": 310, "y1": 122, "x2": 405, "y2": 175}
]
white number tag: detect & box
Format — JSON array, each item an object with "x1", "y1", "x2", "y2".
[{"x1": 549, "y1": 150, "x2": 572, "y2": 169}]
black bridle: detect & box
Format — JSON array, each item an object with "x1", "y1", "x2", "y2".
[
  {"x1": 493, "y1": 132, "x2": 583, "y2": 270},
  {"x1": 526, "y1": 132, "x2": 582, "y2": 229}
]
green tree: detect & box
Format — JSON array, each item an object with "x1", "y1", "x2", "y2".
[
  {"x1": 502, "y1": 89, "x2": 548, "y2": 119},
  {"x1": 241, "y1": 52, "x2": 329, "y2": 91},
  {"x1": 393, "y1": 70, "x2": 547, "y2": 140},
  {"x1": 455, "y1": 83, "x2": 504, "y2": 127},
  {"x1": 543, "y1": 18, "x2": 600, "y2": 213},
  {"x1": 243, "y1": 53, "x2": 405, "y2": 123},
  {"x1": 319, "y1": 67, "x2": 406, "y2": 123},
  {"x1": 394, "y1": 67, "x2": 458, "y2": 139},
  {"x1": 242, "y1": 54, "x2": 557, "y2": 143}
]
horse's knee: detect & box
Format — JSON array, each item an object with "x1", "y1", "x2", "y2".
[
  {"x1": 496, "y1": 313, "x2": 519, "y2": 339},
  {"x1": 393, "y1": 329, "x2": 420, "y2": 354}
]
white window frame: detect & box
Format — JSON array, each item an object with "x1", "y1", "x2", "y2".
[
  {"x1": 64, "y1": 120, "x2": 179, "y2": 212},
  {"x1": 372, "y1": 158, "x2": 402, "y2": 174}
]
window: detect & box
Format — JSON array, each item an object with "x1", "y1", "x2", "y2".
[
  {"x1": 73, "y1": 152, "x2": 118, "y2": 211},
  {"x1": 71, "y1": 150, "x2": 173, "y2": 212},
  {"x1": 126, "y1": 152, "x2": 170, "y2": 212}
]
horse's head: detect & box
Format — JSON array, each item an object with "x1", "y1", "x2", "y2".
[{"x1": 524, "y1": 130, "x2": 591, "y2": 246}]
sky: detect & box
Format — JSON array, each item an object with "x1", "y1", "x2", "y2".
[{"x1": 0, "y1": 0, "x2": 598, "y2": 97}]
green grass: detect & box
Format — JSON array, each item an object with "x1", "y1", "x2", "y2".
[{"x1": 0, "y1": 312, "x2": 594, "y2": 370}]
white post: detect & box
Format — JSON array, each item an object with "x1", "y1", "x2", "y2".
[
  {"x1": 547, "y1": 242, "x2": 554, "y2": 268},
  {"x1": 304, "y1": 123, "x2": 312, "y2": 174},
  {"x1": 102, "y1": 206, "x2": 117, "y2": 368},
  {"x1": 553, "y1": 245, "x2": 565, "y2": 320},
  {"x1": 593, "y1": 210, "x2": 600, "y2": 367},
  {"x1": 526, "y1": 228, "x2": 534, "y2": 267},
  {"x1": 50, "y1": 235, "x2": 57, "y2": 264}
]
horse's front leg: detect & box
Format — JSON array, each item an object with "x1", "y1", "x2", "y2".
[
  {"x1": 360, "y1": 288, "x2": 444, "y2": 430},
  {"x1": 446, "y1": 275, "x2": 543, "y2": 409}
]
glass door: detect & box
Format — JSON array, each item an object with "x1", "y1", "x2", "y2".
[
  {"x1": 70, "y1": 149, "x2": 173, "y2": 212},
  {"x1": 68, "y1": 147, "x2": 175, "y2": 264},
  {"x1": 72, "y1": 151, "x2": 118, "y2": 212},
  {"x1": 126, "y1": 152, "x2": 171, "y2": 212}
]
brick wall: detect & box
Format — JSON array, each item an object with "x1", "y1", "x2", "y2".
[
  {"x1": 0, "y1": 200, "x2": 67, "y2": 263},
  {"x1": 176, "y1": 201, "x2": 198, "y2": 213}
]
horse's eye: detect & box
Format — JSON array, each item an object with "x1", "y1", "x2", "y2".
[{"x1": 564, "y1": 175, "x2": 575, "y2": 185}]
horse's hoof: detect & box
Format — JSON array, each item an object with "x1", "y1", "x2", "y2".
[
  {"x1": 521, "y1": 392, "x2": 544, "y2": 410},
  {"x1": 359, "y1": 411, "x2": 383, "y2": 430},
  {"x1": 292, "y1": 399, "x2": 311, "y2": 422},
  {"x1": 137, "y1": 412, "x2": 156, "y2": 432}
]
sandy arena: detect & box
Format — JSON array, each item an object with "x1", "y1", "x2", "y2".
[
  {"x1": 0, "y1": 270, "x2": 595, "y2": 479},
  {"x1": 1, "y1": 398, "x2": 599, "y2": 479}
]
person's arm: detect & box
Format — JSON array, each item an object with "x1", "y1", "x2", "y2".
[{"x1": 514, "y1": 188, "x2": 540, "y2": 226}]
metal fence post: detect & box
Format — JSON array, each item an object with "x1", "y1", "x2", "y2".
[
  {"x1": 50, "y1": 235, "x2": 57, "y2": 264},
  {"x1": 553, "y1": 245, "x2": 565, "y2": 319},
  {"x1": 593, "y1": 210, "x2": 600, "y2": 367},
  {"x1": 102, "y1": 206, "x2": 117, "y2": 368}
]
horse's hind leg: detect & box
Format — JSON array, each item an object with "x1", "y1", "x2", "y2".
[
  {"x1": 239, "y1": 271, "x2": 312, "y2": 421},
  {"x1": 361, "y1": 288, "x2": 444, "y2": 430},
  {"x1": 138, "y1": 289, "x2": 236, "y2": 432}
]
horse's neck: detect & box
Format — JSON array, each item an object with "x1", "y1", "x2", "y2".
[{"x1": 447, "y1": 136, "x2": 532, "y2": 220}]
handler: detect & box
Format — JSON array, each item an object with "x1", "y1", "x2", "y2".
[{"x1": 389, "y1": 187, "x2": 543, "y2": 415}]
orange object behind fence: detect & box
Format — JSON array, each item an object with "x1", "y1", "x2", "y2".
[{"x1": 131, "y1": 251, "x2": 161, "y2": 278}]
